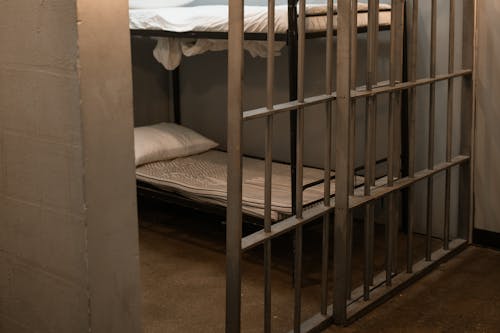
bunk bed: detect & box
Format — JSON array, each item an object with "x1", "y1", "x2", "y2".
[{"x1": 129, "y1": 0, "x2": 394, "y2": 222}]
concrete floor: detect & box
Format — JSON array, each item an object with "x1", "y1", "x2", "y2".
[{"x1": 139, "y1": 200, "x2": 500, "y2": 332}]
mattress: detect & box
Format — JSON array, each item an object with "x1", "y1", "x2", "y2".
[
  {"x1": 129, "y1": 3, "x2": 392, "y2": 70},
  {"x1": 129, "y1": 3, "x2": 391, "y2": 34},
  {"x1": 136, "y1": 150, "x2": 364, "y2": 221}
]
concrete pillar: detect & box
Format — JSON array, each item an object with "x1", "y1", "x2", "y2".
[
  {"x1": 475, "y1": 1, "x2": 500, "y2": 234},
  {"x1": 0, "y1": 0, "x2": 141, "y2": 332}
]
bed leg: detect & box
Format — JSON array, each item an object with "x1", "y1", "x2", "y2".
[{"x1": 172, "y1": 66, "x2": 181, "y2": 124}]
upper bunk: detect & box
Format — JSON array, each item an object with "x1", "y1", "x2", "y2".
[
  {"x1": 129, "y1": 1, "x2": 392, "y2": 39},
  {"x1": 129, "y1": 1, "x2": 392, "y2": 70}
]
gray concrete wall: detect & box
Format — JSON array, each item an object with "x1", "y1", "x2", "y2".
[
  {"x1": 474, "y1": 1, "x2": 500, "y2": 233},
  {"x1": 0, "y1": 0, "x2": 141, "y2": 332}
]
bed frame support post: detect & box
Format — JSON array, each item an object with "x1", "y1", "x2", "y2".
[
  {"x1": 226, "y1": 0, "x2": 244, "y2": 332},
  {"x1": 172, "y1": 66, "x2": 181, "y2": 124}
]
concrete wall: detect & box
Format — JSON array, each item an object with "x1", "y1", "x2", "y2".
[
  {"x1": 474, "y1": 1, "x2": 500, "y2": 233},
  {"x1": 0, "y1": 0, "x2": 141, "y2": 332}
]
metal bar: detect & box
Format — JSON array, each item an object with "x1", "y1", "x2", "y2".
[
  {"x1": 264, "y1": 116, "x2": 273, "y2": 333},
  {"x1": 294, "y1": 2, "x2": 306, "y2": 331},
  {"x1": 346, "y1": 0, "x2": 358, "y2": 302},
  {"x1": 392, "y1": 0, "x2": 405, "y2": 275},
  {"x1": 242, "y1": 156, "x2": 470, "y2": 252},
  {"x1": 386, "y1": 0, "x2": 401, "y2": 287},
  {"x1": 242, "y1": 203, "x2": 332, "y2": 252},
  {"x1": 264, "y1": 1, "x2": 275, "y2": 331},
  {"x1": 288, "y1": 0, "x2": 299, "y2": 216},
  {"x1": 351, "y1": 70, "x2": 471, "y2": 99},
  {"x1": 243, "y1": 70, "x2": 472, "y2": 121},
  {"x1": 334, "y1": 0, "x2": 351, "y2": 325},
  {"x1": 130, "y1": 24, "x2": 392, "y2": 40},
  {"x1": 458, "y1": 0, "x2": 475, "y2": 241},
  {"x1": 264, "y1": 1, "x2": 275, "y2": 234},
  {"x1": 400, "y1": 4, "x2": 410, "y2": 241},
  {"x1": 349, "y1": 155, "x2": 470, "y2": 209},
  {"x1": 294, "y1": 226, "x2": 303, "y2": 333},
  {"x1": 407, "y1": 0, "x2": 418, "y2": 274},
  {"x1": 296, "y1": 0, "x2": 306, "y2": 220},
  {"x1": 426, "y1": 0, "x2": 437, "y2": 262},
  {"x1": 364, "y1": 0, "x2": 379, "y2": 296},
  {"x1": 346, "y1": 238, "x2": 468, "y2": 322},
  {"x1": 172, "y1": 67, "x2": 181, "y2": 124},
  {"x1": 321, "y1": 213, "x2": 330, "y2": 315},
  {"x1": 226, "y1": 0, "x2": 244, "y2": 331},
  {"x1": 444, "y1": 0, "x2": 455, "y2": 251},
  {"x1": 264, "y1": 240, "x2": 272, "y2": 333},
  {"x1": 298, "y1": 238, "x2": 468, "y2": 330},
  {"x1": 321, "y1": 0, "x2": 334, "y2": 316}
]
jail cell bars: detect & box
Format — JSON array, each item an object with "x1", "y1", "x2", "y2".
[{"x1": 227, "y1": 0, "x2": 475, "y2": 331}]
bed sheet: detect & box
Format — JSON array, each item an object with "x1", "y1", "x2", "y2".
[{"x1": 130, "y1": 4, "x2": 391, "y2": 70}]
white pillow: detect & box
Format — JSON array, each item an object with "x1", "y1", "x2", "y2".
[{"x1": 134, "y1": 122, "x2": 218, "y2": 166}]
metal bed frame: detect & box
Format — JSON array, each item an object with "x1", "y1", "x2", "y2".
[
  {"x1": 130, "y1": 1, "x2": 392, "y2": 220},
  {"x1": 226, "y1": 0, "x2": 475, "y2": 332}
]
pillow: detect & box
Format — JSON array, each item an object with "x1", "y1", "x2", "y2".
[{"x1": 134, "y1": 122, "x2": 218, "y2": 166}]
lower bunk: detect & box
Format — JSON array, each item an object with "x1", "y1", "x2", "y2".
[
  {"x1": 137, "y1": 149, "x2": 365, "y2": 222},
  {"x1": 134, "y1": 123, "x2": 393, "y2": 227}
]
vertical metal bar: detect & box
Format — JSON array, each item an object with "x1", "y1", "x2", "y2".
[
  {"x1": 321, "y1": 0, "x2": 334, "y2": 316},
  {"x1": 426, "y1": 0, "x2": 437, "y2": 262},
  {"x1": 346, "y1": 0, "x2": 358, "y2": 301},
  {"x1": 321, "y1": 213, "x2": 330, "y2": 315},
  {"x1": 294, "y1": 225, "x2": 303, "y2": 332},
  {"x1": 264, "y1": 1, "x2": 275, "y2": 331},
  {"x1": 294, "y1": 1, "x2": 306, "y2": 331},
  {"x1": 288, "y1": 0, "x2": 299, "y2": 215},
  {"x1": 458, "y1": 0, "x2": 474, "y2": 241},
  {"x1": 226, "y1": 0, "x2": 244, "y2": 331},
  {"x1": 386, "y1": 0, "x2": 401, "y2": 286},
  {"x1": 393, "y1": 0, "x2": 405, "y2": 275},
  {"x1": 364, "y1": 0, "x2": 379, "y2": 300},
  {"x1": 444, "y1": 0, "x2": 455, "y2": 251},
  {"x1": 334, "y1": 0, "x2": 351, "y2": 325},
  {"x1": 264, "y1": 240, "x2": 272, "y2": 333},
  {"x1": 400, "y1": 5, "x2": 409, "y2": 241},
  {"x1": 296, "y1": 0, "x2": 306, "y2": 220},
  {"x1": 407, "y1": 0, "x2": 419, "y2": 273}
]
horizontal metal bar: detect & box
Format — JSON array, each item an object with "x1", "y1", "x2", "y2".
[
  {"x1": 286, "y1": 309, "x2": 333, "y2": 333},
  {"x1": 350, "y1": 155, "x2": 470, "y2": 209},
  {"x1": 352, "y1": 69, "x2": 472, "y2": 100},
  {"x1": 243, "y1": 93, "x2": 336, "y2": 120},
  {"x1": 302, "y1": 157, "x2": 387, "y2": 191},
  {"x1": 242, "y1": 202, "x2": 332, "y2": 251},
  {"x1": 243, "y1": 69, "x2": 472, "y2": 121},
  {"x1": 298, "y1": 238, "x2": 467, "y2": 329},
  {"x1": 346, "y1": 238, "x2": 468, "y2": 322}
]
